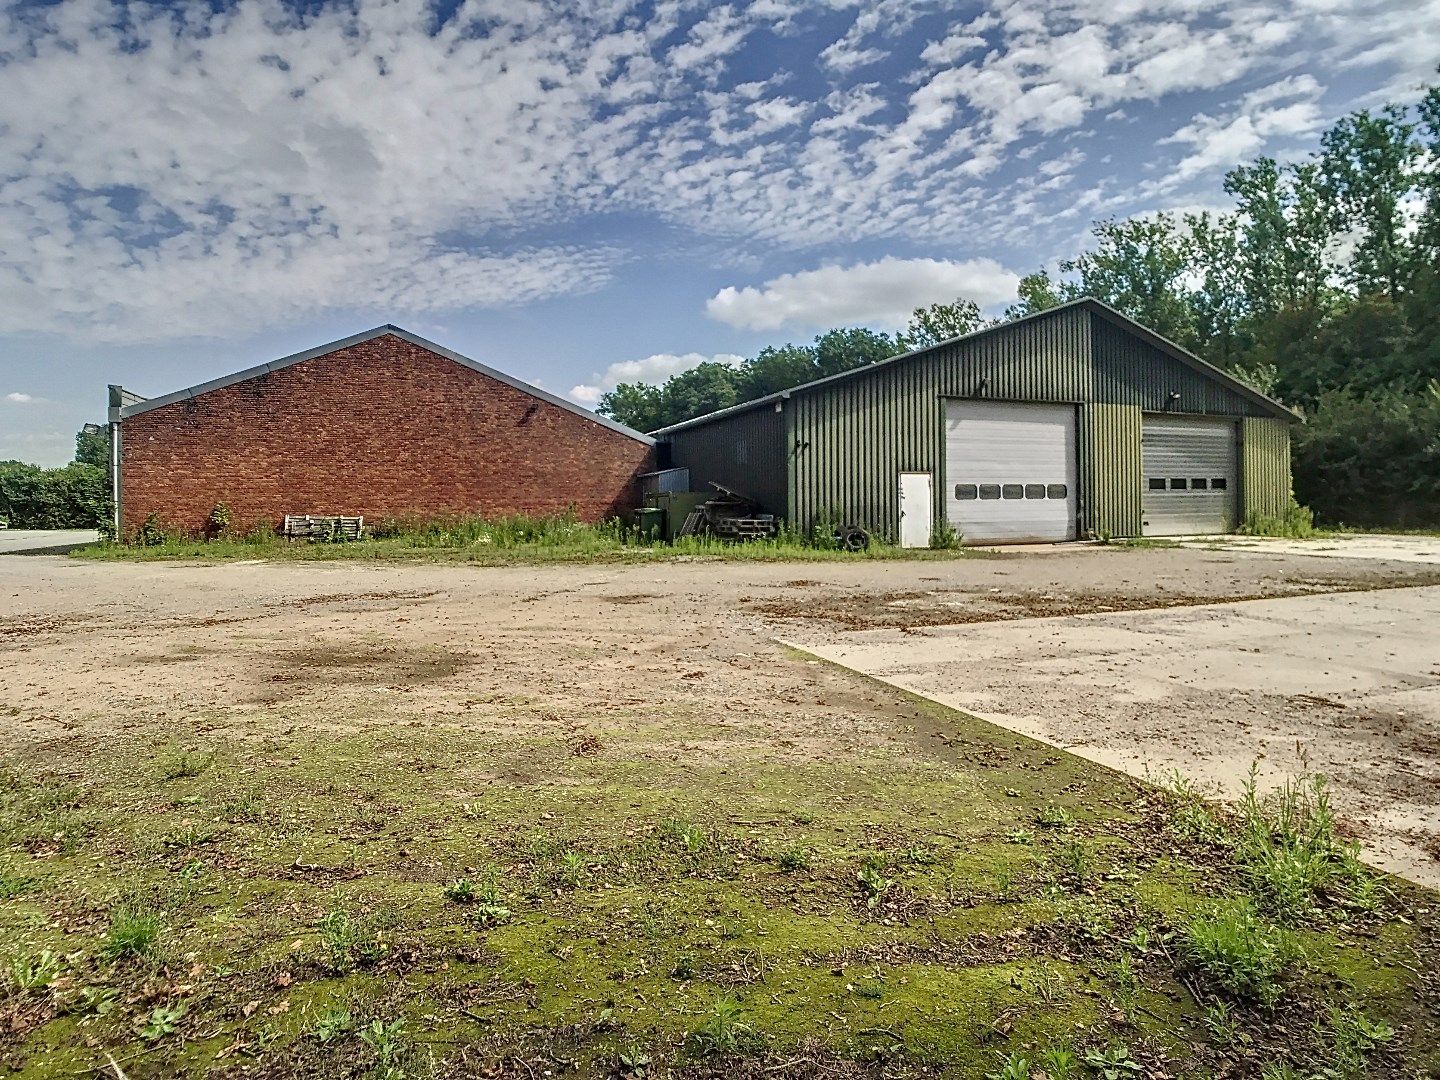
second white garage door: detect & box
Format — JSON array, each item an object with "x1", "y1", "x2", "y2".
[
  {"x1": 945, "y1": 401, "x2": 1077, "y2": 543},
  {"x1": 1142, "y1": 416, "x2": 1238, "y2": 535}
]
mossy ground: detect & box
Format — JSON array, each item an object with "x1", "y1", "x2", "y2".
[{"x1": 0, "y1": 668, "x2": 1434, "y2": 1080}]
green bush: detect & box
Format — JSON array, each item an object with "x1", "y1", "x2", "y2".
[
  {"x1": 1242, "y1": 500, "x2": 1322, "y2": 539},
  {"x1": 1180, "y1": 899, "x2": 1297, "y2": 1006},
  {"x1": 1293, "y1": 383, "x2": 1440, "y2": 528},
  {"x1": 0, "y1": 461, "x2": 110, "y2": 528}
]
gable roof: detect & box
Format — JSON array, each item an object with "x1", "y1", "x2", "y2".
[
  {"x1": 651, "y1": 297, "x2": 1297, "y2": 436},
  {"x1": 113, "y1": 325, "x2": 654, "y2": 445}
]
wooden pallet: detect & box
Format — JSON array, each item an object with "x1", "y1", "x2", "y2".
[
  {"x1": 282, "y1": 514, "x2": 364, "y2": 542},
  {"x1": 677, "y1": 511, "x2": 705, "y2": 538}
]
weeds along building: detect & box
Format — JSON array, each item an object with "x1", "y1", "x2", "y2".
[
  {"x1": 654, "y1": 299, "x2": 1297, "y2": 545},
  {"x1": 108, "y1": 326, "x2": 655, "y2": 536}
]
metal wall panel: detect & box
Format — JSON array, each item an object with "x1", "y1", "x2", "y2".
[
  {"x1": 667, "y1": 305, "x2": 1289, "y2": 540},
  {"x1": 789, "y1": 305, "x2": 1093, "y2": 538},
  {"x1": 1090, "y1": 317, "x2": 1271, "y2": 417},
  {"x1": 1240, "y1": 417, "x2": 1293, "y2": 523},
  {"x1": 1141, "y1": 416, "x2": 1238, "y2": 535},
  {"x1": 662, "y1": 404, "x2": 788, "y2": 517},
  {"x1": 1080, "y1": 402, "x2": 1142, "y2": 538}
]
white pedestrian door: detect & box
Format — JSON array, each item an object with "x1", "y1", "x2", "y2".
[
  {"x1": 945, "y1": 401, "x2": 1077, "y2": 543},
  {"x1": 898, "y1": 472, "x2": 932, "y2": 548}
]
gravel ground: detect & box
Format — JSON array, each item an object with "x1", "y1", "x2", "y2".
[{"x1": 3, "y1": 544, "x2": 1439, "y2": 873}]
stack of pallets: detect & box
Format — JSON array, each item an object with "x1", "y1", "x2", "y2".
[{"x1": 282, "y1": 514, "x2": 364, "y2": 542}]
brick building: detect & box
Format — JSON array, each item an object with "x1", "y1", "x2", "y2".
[{"x1": 108, "y1": 326, "x2": 655, "y2": 536}]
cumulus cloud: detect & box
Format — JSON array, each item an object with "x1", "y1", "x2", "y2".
[
  {"x1": 569, "y1": 352, "x2": 745, "y2": 405},
  {"x1": 5, "y1": 393, "x2": 38, "y2": 404},
  {"x1": 706, "y1": 257, "x2": 1021, "y2": 332},
  {"x1": 1155, "y1": 74, "x2": 1326, "y2": 190},
  {"x1": 0, "y1": 0, "x2": 1431, "y2": 346}
]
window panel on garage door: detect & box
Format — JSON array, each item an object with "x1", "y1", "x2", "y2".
[
  {"x1": 944, "y1": 401, "x2": 1077, "y2": 543},
  {"x1": 1141, "y1": 416, "x2": 1237, "y2": 536}
]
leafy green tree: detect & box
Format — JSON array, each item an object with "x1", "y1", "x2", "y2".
[
  {"x1": 654, "y1": 363, "x2": 740, "y2": 425},
  {"x1": 0, "y1": 461, "x2": 109, "y2": 528},
  {"x1": 899, "y1": 299, "x2": 983, "y2": 349},
  {"x1": 737, "y1": 344, "x2": 819, "y2": 399},
  {"x1": 75, "y1": 424, "x2": 109, "y2": 467},
  {"x1": 595, "y1": 383, "x2": 666, "y2": 432},
  {"x1": 1293, "y1": 383, "x2": 1440, "y2": 528},
  {"x1": 1320, "y1": 104, "x2": 1420, "y2": 301},
  {"x1": 1222, "y1": 158, "x2": 1337, "y2": 318},
  {"x1": 1058, "y1": 215, "x2": 1196, "y2": 346},
  {"x1": 1184, "y1": 211, "x2": 1248, "y2": 368},
  {"x1": 1003, "y1": 271, "x2": 1065, "y2": 320},
  {"x1": 812, "y1": 327, "x2": 901, "y2": 374}
]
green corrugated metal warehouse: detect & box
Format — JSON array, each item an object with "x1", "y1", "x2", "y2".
[{"x1": 654, "y1": 298, "x2": 1297, "y2": 546}]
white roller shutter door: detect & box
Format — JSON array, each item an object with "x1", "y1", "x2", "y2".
[
  {"x1": 1141, "y1": 416, "x2": 1238, "y2": 535},
  {"x1": 944, "y1": 401, "x2": 1077, "y2": 543}
]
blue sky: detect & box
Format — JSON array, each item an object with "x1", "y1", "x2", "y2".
[{"x1": 1, "y1": 0, "x2": 1435, "y2": 463}]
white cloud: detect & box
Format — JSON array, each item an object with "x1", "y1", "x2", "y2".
[
  {"x1": 706, "y1": 257, "x2": 1021, "y2": 332},
  {"x1": 1154, "y1": 74, "x2": 1326, "y2": 190},
  {"x1": 569, "y1": 352, "x2": 745, "y2": 404},
  {"x1": 0, "y1": 0, "x2": 1431, "y2": 348},
  {"x1": 5, "y1": 392, "x2": 38, "y2": 404}
]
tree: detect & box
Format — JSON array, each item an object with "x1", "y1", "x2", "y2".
[
  {"x1": 899, "y1": 299, "x2": 983, "y2": 349},
  {"x1": 1059, "y1": 215, "x2": 1196, "y2": 346},
  {"x1": 1184, "y1": 211, "x2": 1248, "y2": 368},
  {"x1": 0, "y1": 461, "x2": 109, "y2": 528},
  {"x1": 1222, "y1": 158, "x2": 1337, "y2": 319},
  {"x1": 596, "y1": 383, "x2": 666, "y2": 432},
  {"x1": 75, "y1": 423, "x2": 109, "y2": 467},
  {"x1": 654, "y1": 363, "x2": 740, "y2": 426},
  {"x1": 812, "y1": 327, "x2": 901, "y2": 375},
  {"x1": 1003, "y1": 271, "x2": 1064, "y2": 320},
  {"x1": 1321, "y1": 104, "x2": 1420, "y2": 301},
  {"x1": 737, "y1": 344, "x2": 820, "y2": 400}
]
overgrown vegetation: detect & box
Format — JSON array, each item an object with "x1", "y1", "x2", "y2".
[
  {"x1": 75, "y1": 509, "x2": 982, "y2": 563},
  {"x1": 601, "y1": 86, "x2": 1440, "y2": 529},
  {"x1": 0, "y1": 676, "x2": 1432, "y2": 1077}
]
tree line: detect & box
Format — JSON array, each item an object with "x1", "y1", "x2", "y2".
[
  {"x1": 600, "y1": 84, "x2": 1440, "y2": 528},
  {"x1": 0, "y1": 426, "x2": 110, "y2": 529}
]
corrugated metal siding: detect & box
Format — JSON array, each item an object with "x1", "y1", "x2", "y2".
[
  {"x1": 790, "y1": 306, "x2": 1093, "y2": 537},
  {"x1": 663, "y1": 404, "x2": 788, "y2": 517},
  {"x1": 1080, "y1": 403, "x2": 1142, "y2": 538},
  {"x1": 1241, "y1": 417, "x2": 1292, "y2": 522},
  {"x1": 1090, "y1": 316, "x2": 1270, "y2": 417},
  {"x1": 665, "y1": 306, "x2": 1289, "y2": 540}
]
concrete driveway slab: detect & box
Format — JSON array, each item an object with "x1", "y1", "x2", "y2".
[
  {"x1": 0, "y1": 529, "x2": 99, "y2": 554},
  {"x1": 788, "y1": 585, "x2": 1440, "y2": 888},
  {"x1": 1179, "y1": 534, "x2": 1440, "y2": 564}
]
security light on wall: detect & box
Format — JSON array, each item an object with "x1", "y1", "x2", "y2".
[
  {"x1": 973, "y1": 377, "x2": 989, "y2": 397},
  {"x1": 1166, "y1": 391, "x2": 1181, "y2": 410}
]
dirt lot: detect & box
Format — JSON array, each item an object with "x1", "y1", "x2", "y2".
[{"x1": 1, "y1": 546, "x2": 1438, "y2": 1077}]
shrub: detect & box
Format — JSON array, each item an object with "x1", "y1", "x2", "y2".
[
  {"x1": 0, "y1": 461, "x2": 110, "y2": 529},
  {"x1": 1292, "y1": 384, "x2": 1440, "y2": 528},
  {"x1": 1241, "y1": 500, "x2": 1321, "y2": 538},
  {"x1": 1180, "y1": 899, "x2": 1296, "y2": 1006}
]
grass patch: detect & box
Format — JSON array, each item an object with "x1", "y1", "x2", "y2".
[
  {"x1": 101, "y1": 903, "x2": 164, "y2": 960},
  {"x1": 0, "y1": 671, "x2": 1432, "y2": 1076},
  {"x1": 1179, "y1": 899, "x2": 1298, "y2": 1007},
  {"x1": 73, "y1": 511, "x2": 982, "y2": 565}
]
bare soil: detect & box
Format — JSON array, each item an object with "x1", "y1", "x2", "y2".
[{"x1": 0, "y1": 546, "x2": 1437, "y2": 1077}]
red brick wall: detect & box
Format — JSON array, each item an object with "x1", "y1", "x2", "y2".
[{"x1": 119, "y1": 334, "x2": 655, "y2": 534}]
